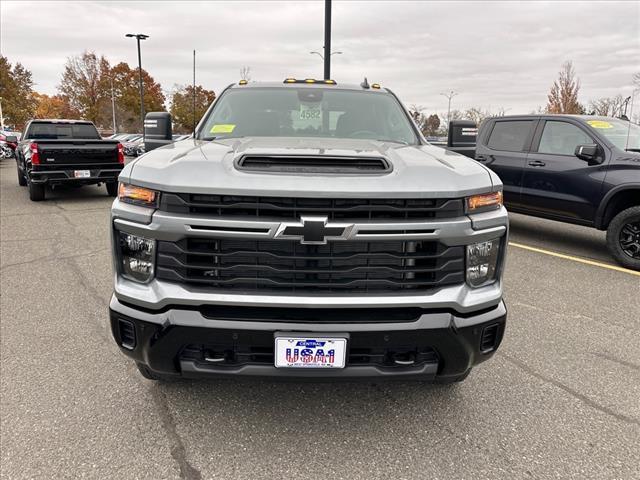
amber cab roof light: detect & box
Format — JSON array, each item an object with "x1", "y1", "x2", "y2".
[{"x1": 283, "y1": 78, "x2": 337, "y2": 85}]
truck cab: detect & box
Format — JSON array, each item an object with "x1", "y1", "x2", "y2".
[{"x1": 475, "y1": 115, "x2": 640, "y2": 269}]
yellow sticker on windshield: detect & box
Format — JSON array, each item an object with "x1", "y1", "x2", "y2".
[
  {"x1": 587, "y1": 120, "x2": 613, "y2": 129},
  {"x1": 210, "y1": 124, "x2": 236, "y2": 134}
]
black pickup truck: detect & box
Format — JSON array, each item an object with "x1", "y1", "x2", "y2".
[
  {"x1": 473, "y1": 115, "x2": 640, "y2": 269},
  {"x1": 14, "y1": 119, "x2": 124, "y2": 201}
]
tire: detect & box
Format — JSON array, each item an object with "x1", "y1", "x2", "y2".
[
  {"x1": 28, "y1": 180, "x2": 45, "y2": 201},
  {"x1": 106, "y1": 182, "x2": 118, "y2": 197},
  {"x1": 17, "y1": 163, "x2": 27, "y2": 186},
  {"x1": 606, "y1": 206, "x2": 640, "y2": 270},
  {"x1": 135, "y1": 362, "x2": 178, "y2": 382}
]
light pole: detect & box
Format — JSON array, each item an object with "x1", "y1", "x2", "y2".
[
  {"x1": 110, "y1": 77, "x2": 117, "y2": 134},
  {"x1": 323, "y1": 0, "x2": 331, "y2": 80},
  {"x1": 125, "y1": 33, "x2": 149, "y2": 140},
  {"x1": 440, "y1": 90, "x2": 458, "y2": 126},
  {"x1": 0, "y1": 97, "x2": 4, "y2": 131}
]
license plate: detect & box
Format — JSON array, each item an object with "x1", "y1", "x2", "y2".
[
  {"x1": 74, "y1": 170, "x2": 91, "y2": 178},
  {"x1": 274, "y1": 336, "x2": 347, "y2": 369}
]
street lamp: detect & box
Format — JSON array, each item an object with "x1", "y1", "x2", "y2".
[
  {"x1": 440, "y1": 90, "x2": 458, "y2": 125},
  {"x1": 309, "y1": 50, "x2": 343, "y2": 61},
  {"x1": 125, "y1": 33, "x2": 149, "y2": 140}
]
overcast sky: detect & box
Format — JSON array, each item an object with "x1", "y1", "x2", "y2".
[{"x1": 2, "y1": 1, "x2": 639, "y2": 115}]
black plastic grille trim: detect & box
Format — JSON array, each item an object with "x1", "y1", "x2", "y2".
[
  {"x1": 159, "y1": 194, "x2": 465, "y2": 220},
  {"x1": 156, "y1": 238, "x2": 465, "y2": 293},
  {"x1": 118, "y1": 319, "x2": 136, "y2": 350},
  {"x1": 200, "y1": 305, "x2": 424, "y2": 323},
  {"x1": 480, "y1": 323, "x2": 500, "y2": 353},
  {"x1": 180, "y1": 341, "x2": 438, "y2": 368}
]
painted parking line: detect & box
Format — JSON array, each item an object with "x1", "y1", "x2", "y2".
[{"x1": 508, "y1": 242, "x2": 640, "y2": 277}]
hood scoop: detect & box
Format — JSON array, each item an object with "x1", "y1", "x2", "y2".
[{"x1": 235, "y1": 154, "x2": 392, "y2": 174}]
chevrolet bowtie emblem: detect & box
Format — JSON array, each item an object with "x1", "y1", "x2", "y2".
[{"x1": 275, "y1": 216, "x2": 354, "y2": 245}]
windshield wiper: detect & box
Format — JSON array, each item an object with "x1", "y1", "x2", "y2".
[
  {"x1": 375, "y1": 138, "x2": 409, "y2": 145},
  {"x1": 202, "y1": 135, "x2": 244, "y2": 142}
]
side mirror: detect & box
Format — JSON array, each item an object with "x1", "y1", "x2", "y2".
[
  {"x1": 143, "y1": 112, "x2": 172, "y2": 152},
  {"x1": 448, "y1": 120, "x2": 477, "y2": 147},
  {"x1": 5, "y1": 135, "x2": 18, "y2": 143},
  {"x1": 574, "y1": 144, "x2": 600, "y2": 163}
]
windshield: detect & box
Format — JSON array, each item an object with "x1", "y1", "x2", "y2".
[
  {"x1": 26, "y1": 122, "x2": 100, "y2": 140},
  {"x1": 199, "y1": 87, "x2": 418, "y2": 144},
  {"x1": 585, "y1": 118, "x2": 640, "y2": 150}
]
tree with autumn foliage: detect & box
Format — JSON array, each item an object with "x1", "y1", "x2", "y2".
[
  {"x1": 58, "y1": 51, "x2": 112, "y2": 126},
  {"x1": 110, "y1": 62, "x2": 165, "y2": 132},
  {"x1": 408, "y1": 106, "x2": 442, "y2": 137},
  {"x1": 33, "y1": 93, "x2": 79, "y2": 119},
  {"x1": 545, "y1": 61, "x2": 584, "y2": 114},
  {"x1": 58, "y1": 52, "x2": 165, "y2": 131},
  {"x1": 0, "y1": 55, "x2": 37, "y2": 129},
  {"x1": 170, "y1": 84, "x2": 216, "y2": 133}
]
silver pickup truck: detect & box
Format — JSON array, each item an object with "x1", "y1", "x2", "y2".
[{"x1": 109, "y1": 79, "x2": 508, "y2": 383}]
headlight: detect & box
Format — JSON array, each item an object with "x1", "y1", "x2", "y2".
[
  {"x1": 118, "y1": 232, "x2": 156, "y2": 283},
  {"x1": 466, "y1": 238, "x2": 501, "y2": 287},
  {"x1": 466, "y1": 191, "x2": 503, "y2": 213},
  {"x1": 118, "y1": 183, "x2": 159, "y2": 208}
]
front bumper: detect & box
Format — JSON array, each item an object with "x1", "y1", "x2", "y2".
[{"x1": 109, "y1": 295, "x2": 506, "y2": 381}]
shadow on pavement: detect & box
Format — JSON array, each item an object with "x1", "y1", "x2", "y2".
[{"x1": 508, "y1": 213, "x2": 609, "y2": 263}]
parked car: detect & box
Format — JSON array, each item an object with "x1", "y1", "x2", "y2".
[
  {"x1": 0, "y1": 131, "x2": 20, "y2": 158},
  {"x1": 118, "y1": 133, "x2": 141, "y2": 143},
  {"x1": 15, "y1": 119, "x2": 124, "y2": 201},
  {"x1": 475, "y1": 114, "x2": 640, "y2": 269},
  {"x1": 122, "y1": 135, "x2": 143, "y2": 156},
  {"x1": 106, "y1": 133, "x2": 128, "y2": 140},
  {"x1": 109, "y1": 78, "x2": 508, "y2": 383}
]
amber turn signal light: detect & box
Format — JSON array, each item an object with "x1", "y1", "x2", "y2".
[
  {"x1": 467, "y1": 191, "x2": 503, "y2": 212},
  {"x1": 118, "y1": 183, "x2": 159, "y2": 208}
]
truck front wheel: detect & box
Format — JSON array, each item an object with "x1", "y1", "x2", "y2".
[
  {"x1": 28, "y1": 181, "x2": 45, "y2": 201},
  {"x1": 606, "y1": 206, "x2": 640, "y2": 270}
]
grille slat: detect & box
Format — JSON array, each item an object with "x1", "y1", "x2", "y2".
[
  {"x1": 158, "y1": 254, "x2": 462, "y2": 275},
  {"x1": 160, "y1": 194, "x2": 464, "y2": 220},
  {"x1": 156, "y1": 238, "x2": 465, "y2": 293}
]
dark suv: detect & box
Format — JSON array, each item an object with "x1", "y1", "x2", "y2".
[{"x1": 475, "y1": 115, "x2": 640, "y2": 269}]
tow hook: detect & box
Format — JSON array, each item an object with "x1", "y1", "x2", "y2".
[
  {"x1": 204, "y1": 350, "x2": 226, "y2": 363},
  {"x1": 392, "y1": 352, "x2": 416, "y2": 366}
]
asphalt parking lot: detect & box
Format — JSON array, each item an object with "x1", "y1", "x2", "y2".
[{"x1": 1, "y1": 158, "x2": 638, "y2": 480}]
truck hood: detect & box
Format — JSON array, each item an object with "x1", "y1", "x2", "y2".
[{"x1": 123, "y1": 137, "x2": 497, "y2": 198}]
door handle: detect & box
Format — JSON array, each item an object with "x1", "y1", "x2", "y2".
[
  {"x1": 528, "y1": 160, "x2": 546, "y2": 167},
  {"x1": 476, "y1": 155, "x2": 492, "y2": 162}
]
